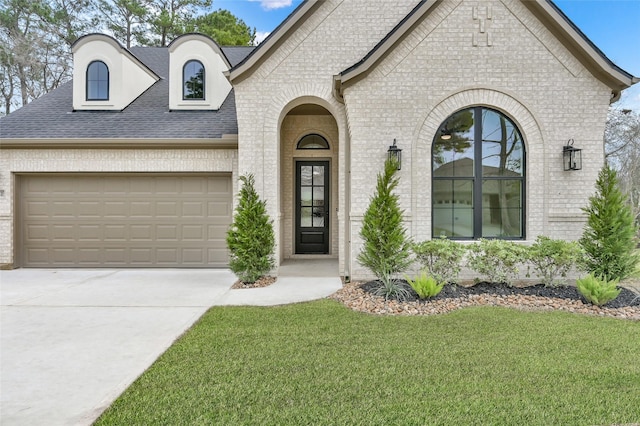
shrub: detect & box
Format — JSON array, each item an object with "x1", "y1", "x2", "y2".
[
  {"x1": 405, "y1": 272, "x2": 444, "y2": 299},
  {"x1": 412, "y1": 237, "x2": 466, "y2": 284},
  {"x1": 357, "y1": 157, "x2": 412, "y2": 299},
  {"x1": 576, "y1": 274, "x2": 621, "y2": 306},
  {"x1": 226, "y1": 174, "x2": 275, "y2": 283},
  {"x1": 579, "y1": 165, "x2": 639, "y2": 281},
  {"x1": 528, "y1": 236, "x2": 583, "y2": 287},
  {"x1": 467, "y1": 239, "x2": 527, "y2": 286}
]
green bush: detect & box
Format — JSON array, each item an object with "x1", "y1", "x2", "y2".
[
  {"x1": 579, "y1": 165, "x2": 639, "y2": 281},
  {"x1": 412, "y1": 237, "x2": 466, "y2": 284},
  {"x1": 226, "y1": 174, "x2": 275, "y2": 283},
  {"x1": 528, "y1": 236, "x2": 583, "y2": 287},
  {"x1": 357, "y1": 157, "x2": 412, "y2": 300},
  {"x1": 576, "y1": 274, "x2": 621, "y2": 306},
  {"x1": 467, "y1": 239, "x2": 527, "y2": 286},
  {"x1": 405, "y1": 272, "x2": 445, "y2": 299}
]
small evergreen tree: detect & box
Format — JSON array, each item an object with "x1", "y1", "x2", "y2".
[
  {"x1": 227, "y1": 174, "x2": 275, "y2": 283},
  {"x1": 357, "y1": 157, "x2": 412, "y2": 299},
  {"x1": 579, "y1": 165, "x2": 639, "y2": 280}
]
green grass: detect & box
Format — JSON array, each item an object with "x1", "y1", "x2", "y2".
[{"x1": 96, "y1": 301, "x2": 640, "y2": 425}]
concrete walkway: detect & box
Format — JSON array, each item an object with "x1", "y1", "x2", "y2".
[{"x1": 0, "y1": 268, "x2": 342, "y2": 426}]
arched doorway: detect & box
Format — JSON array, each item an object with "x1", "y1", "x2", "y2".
[{"x1": 280, "y1": 103, "x2": 339, "y2": 259}]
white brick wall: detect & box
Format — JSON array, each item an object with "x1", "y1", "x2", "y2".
[{"x1": 234, "y1": 0, "x2": 611, "y2": 280}]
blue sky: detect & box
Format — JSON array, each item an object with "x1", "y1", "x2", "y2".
[{"x1": 216, "y1": 0, "x2": 640, "y2": 110}]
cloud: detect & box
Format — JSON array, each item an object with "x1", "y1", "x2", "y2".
[
  {"x1": 249, "y1": 0, "x2": 293, "y2": 11},
  {"x1": 254, "y1": 31, "x2": 270, "y2": 45}
]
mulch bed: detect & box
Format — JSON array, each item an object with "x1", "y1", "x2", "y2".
[
  {"x1": 330, "y1": 280, "x2": 640, "y2": 320},
  {"x1": 231, "y1": 275, "x2": 277, "y2": 289}
]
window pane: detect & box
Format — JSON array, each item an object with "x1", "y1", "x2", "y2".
[
  {"x1": 300, "y1": 166, "x2": 312, "y2": 185},
  {"x1": 482, "y1": 179, "x2": 522, "y2": 237},
  {"x1": 183, "y1": 60, "x2": 204, "y2": 99},
  {"x1": 300, "y1": 207, "x2": 312, "y2": 227},
  {"x1": 300, "y1": 187, "x2": 312, "y2": 207},
  {"x1": 313, "y1": 166, "x2": 325, "y2": 186},
  {"x1": 481, "y1": 109, "x2": 524, "y2": 176},
  {"x1": 433, "y1": 108, "x2": 475, "y2": 177},
  {"x1": 87, "y1": 62, "x2": 108, "y2": 100},
  {"x1": 313, "y1": 187, "x2": 324, "y2": 206},
  {"x1": 298, "y1": 134, "x2": 329, "y2": 149},
  {"x1": 312, "y1": 207, "x2": 324, "y2": 227},
  {"x1": 433, "y1": 179, "x2": 473, "y2": 238}
]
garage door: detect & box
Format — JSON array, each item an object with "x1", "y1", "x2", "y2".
[{"x1": 19, "y1": 174, "x2": 232, "y2": 267}]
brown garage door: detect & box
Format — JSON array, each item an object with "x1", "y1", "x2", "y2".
[{"x1": 18, "y1": 174, "x2": 232, "y2": 267}]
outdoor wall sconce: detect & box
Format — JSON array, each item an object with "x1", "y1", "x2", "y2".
[
  {"x1": 388, "y1": 139, "x2": 402, "y2": 170},
  {"x1": 563, "y1": 139, "x2": 582, "y2": 171}
]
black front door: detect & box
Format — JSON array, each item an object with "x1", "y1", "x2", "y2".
[{"x1": 295, "y1": 161, "x2": 329, "y2": 254}]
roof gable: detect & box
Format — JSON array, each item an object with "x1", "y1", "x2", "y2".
[{"x1": 332, "y1": 0, "x2": 637, "y2": 102}]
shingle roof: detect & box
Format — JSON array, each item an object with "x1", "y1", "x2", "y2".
[{"x1": 0, "y1": 45, "x2": 254, "y2": 140}]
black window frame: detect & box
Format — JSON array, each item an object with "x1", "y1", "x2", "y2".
[
  {"x1": 182, "y1": 60, "x2": 205, "y2": 100},
  {"x1": 86, "y1": 60, "x2": 109, "y2": 101},
  {"x1": 296, "y1": 133, "x2": 330, "y2": 150},
  {"x1": 432, "y1": 106, "x2": 526, "y2": 240}
]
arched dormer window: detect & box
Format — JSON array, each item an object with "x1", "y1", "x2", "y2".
[
  {"x1": 86, "y1": 61, "x2": 109, "y2": 100},
  {"x1": 183, "y1": 60, "x2": 205, "y2": 100},
  {"x1": 297, "y1": 134, "x2": 330, "y2": 149}
]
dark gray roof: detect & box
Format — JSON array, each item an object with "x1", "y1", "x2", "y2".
[{"x1": 0, "y1": 45, "x2": 254, "y2": 140}]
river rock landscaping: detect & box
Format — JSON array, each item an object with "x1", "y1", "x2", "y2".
[{"x1": 330, "y1": 280, "x2": 640, "y2": 320}]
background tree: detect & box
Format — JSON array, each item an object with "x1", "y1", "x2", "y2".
[
  {"x1": 605, "y1": 108, "x2": 640, "y2": 232},
  {"x1": 191, "y1": 9, "x2": 255, "y2": 46},
  {"x1": 226, "y1": 174, "x2": 275, "y2": 284},
  {"x1": 579, "y1": 164, "x2": 639, "y2": 281},
  {"x1": 148, "y1": 0, "x2": 211, "y2": 47},
  {"x1": 96, "y1": 0, "x2": 150, "y2": 48}
]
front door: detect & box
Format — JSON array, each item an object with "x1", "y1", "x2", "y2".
[{"x1": 296, "y1": 161, "x2": 329, "y2": 254}]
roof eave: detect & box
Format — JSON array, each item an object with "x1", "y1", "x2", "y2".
[
  {"x1": 0, "y1": 136, "x2": 238, "y2": 150},
  {"x1": 523, "y1": 0, "x2": 636, "y2": 92},
  {"x1": 228, "y1": 0, "x2": 320, "y2": 84}
]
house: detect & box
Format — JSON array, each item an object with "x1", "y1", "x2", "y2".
[{"x1": 1, "y1": 0, "x2": 637, "y2": 279}]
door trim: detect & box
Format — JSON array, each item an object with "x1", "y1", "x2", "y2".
[{"x1": 295, "y1": 161, "x2": 330, "y2": 254}]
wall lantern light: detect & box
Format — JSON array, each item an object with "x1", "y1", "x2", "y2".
[
  {"x1": 388, "y1": 139, "x2": 402, "y2": 170},
  {"x1": 563, "y1": 139, "x2": 582, "y2": 171}
]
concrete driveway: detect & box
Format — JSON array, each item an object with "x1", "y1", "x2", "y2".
[{"x1": 0, "y1": 269, "x2": 236, "y2": 426}]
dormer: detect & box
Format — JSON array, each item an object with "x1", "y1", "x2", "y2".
[
  {"x1": 168, "y1": 34, "x2": 232, "y2": 111},
  {"x1": 71, "y1": 34, "x2": 159, "y2": 111}
]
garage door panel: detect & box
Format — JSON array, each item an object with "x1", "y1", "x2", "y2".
[{"x1": 20, "y1": 174, "x2": 232, "y2": 267}]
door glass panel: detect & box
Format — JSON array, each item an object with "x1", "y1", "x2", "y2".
[
  {"x1": 300, "y1": 166, "x2": 312, "y2": 186},
  {"x1": 482, "y1": 180, "x2": 522, "y2": 237},
  {"x1": 313, "y1": 187, "x2": 324, "y2": 206},
  {"x1": 300, "y1": 187, "x2": 312, "y2": 207},
  {"x1": 300, "y1": 207, "x2": 312, "y2": 227},
  {"x1": 313, "y1": 207, "x2": 324, "y2": 227},
  {"x1": 313, "y1": 166, "x2": 325, "y2": 186}
]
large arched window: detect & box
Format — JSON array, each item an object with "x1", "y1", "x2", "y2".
[
  {"x1": 183, "y1": 60, "x2": 205, "y2": 100},
  {"x1": 86, "y1": 61, "x2": 109, "y2": 100},
  {"x1": 432, "y1": 107, "x2": 525, "y2": 239}
]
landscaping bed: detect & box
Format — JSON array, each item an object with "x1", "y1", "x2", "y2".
[{"x1": 331, "y1": 280, "x2": 640, "y2": 320}]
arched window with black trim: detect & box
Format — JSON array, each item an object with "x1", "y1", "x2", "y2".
[
  {"x1": 183, "y1": 60, "x2": 205, "y2": 100},
  {"x1": 432, "y1": 107, "x2": 525, "y2": 239},
  {"x1": 86, "y1": 61, "x2": 109, "y2": 100},
  {"x1": 297, "y1": 134, "x2": 330, "y2": 149}
]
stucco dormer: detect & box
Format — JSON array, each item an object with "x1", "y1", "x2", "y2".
[
  {"x1": 71, "y1": 34, "x2": 160, "y2": 111},
  {"x1": 168, "y1": 33, "x2": 232, "y2": 111}
]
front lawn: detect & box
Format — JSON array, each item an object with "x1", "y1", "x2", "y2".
[{"x1": 96, "y1": 301, "x2": 640, "y2": 425}]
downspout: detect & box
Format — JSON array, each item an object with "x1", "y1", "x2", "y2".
[{"x1": 333, "y1": 75, "x2": 351, "y2": 282}]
